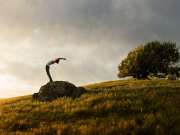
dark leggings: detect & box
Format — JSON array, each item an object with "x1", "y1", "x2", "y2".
[{"x1": 46, "y1": 65, "x2": 53, "y2": 82}]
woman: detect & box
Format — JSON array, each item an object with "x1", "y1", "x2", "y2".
[{"x1": 46, "y1": 57, "x2": 66, "y2": 82}]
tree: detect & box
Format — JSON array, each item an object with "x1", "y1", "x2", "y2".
[{"x1": 118, "y1": 41, "x2": 180, "y2": 79}]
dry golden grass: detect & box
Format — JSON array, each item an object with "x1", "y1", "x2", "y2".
[{"x1": 0, "y1": 80, "x2": 180, "y2": 135}]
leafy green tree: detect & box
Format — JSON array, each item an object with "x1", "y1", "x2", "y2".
[{"x1": 118, "y1": 41, "x2": 180, "y2": 79}]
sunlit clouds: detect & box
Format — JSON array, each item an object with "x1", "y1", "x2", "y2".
[{"x1": 0, "y1": 0, "x2": 180, "y2": 97}]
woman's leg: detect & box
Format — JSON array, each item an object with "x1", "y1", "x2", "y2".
[{"x1": 46, "y1": 65, "x2": 53, "y2": 82}]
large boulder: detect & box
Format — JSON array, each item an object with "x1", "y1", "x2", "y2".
[{"x1": 33, "y1": 81, "x2": 86, "y2": 101}]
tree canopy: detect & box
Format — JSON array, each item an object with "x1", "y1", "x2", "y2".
[{"x1": 118, "y1": 41, "x2": 180, "y2": 79}]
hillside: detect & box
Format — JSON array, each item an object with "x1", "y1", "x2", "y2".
[{"x1": 0, "y1": 80, "x2": 180, "y2": 135}]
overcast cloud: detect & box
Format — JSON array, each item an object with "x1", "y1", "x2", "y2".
[{"x1": 0, "y1": 0, "x2": 180, "y2": 97}]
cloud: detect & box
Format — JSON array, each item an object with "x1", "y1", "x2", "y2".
[
  {"x1": 0, "y1": 74, "x2": 33, "y2": 98},
  {"x1": 0, "y1": 0, "x2": 180, "y2": 97},
  {"x1": 1, "y1": 0, "x2": 180, "y2": 45}
]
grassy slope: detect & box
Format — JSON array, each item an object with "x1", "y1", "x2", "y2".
[{"x1": 0, "y1": 80, "x2": 180, "y2": 135}]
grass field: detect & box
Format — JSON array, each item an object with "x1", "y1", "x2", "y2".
[{"x1": 0, "y1": 80, "x2": 180, "y2": 135}]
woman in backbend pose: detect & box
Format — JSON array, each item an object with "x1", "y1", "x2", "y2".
[{"x1": 46, "y1": 57, "x2": 66, "y2": 82}]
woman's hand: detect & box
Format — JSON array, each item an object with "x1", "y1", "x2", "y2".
[{"x1": 59, "y1": 58, "x2": 66, "y2": 60}]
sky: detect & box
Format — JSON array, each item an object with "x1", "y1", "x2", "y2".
[{"x1": 0, "y1": 0, "x2": 180, "y2": 98}]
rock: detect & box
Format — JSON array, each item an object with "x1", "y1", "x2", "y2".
[
  {"x1": 74, "y1": 87, "x2": 87, "y2": 97},
  {"x1": 33, "y1": 81, "x2": 86, "y2": 101}
]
